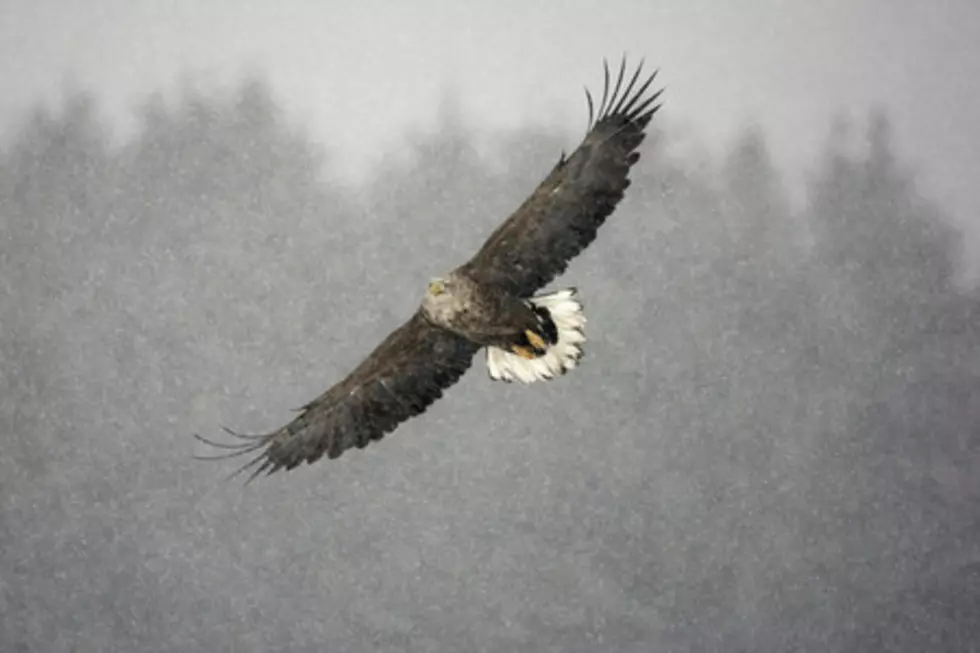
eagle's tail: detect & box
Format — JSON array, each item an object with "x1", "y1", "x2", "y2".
[{"x1": 486, "y1": 288, "x2": 587, "y2": 384}]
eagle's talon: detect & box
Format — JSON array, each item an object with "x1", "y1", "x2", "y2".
[
  {"x1": 525, "y1": 330, "x2": 548, "y2": 352},
  {"x1": 511, "y1": 345, "x2": 538, "y2": 360}
]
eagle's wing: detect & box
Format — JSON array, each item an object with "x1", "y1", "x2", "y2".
[
  {"x1": 194, "y1": 311, "x2": 480, "y2": 482},
  {"x1": 459, "y1": 57, "x2": 663, "y2": 297}
]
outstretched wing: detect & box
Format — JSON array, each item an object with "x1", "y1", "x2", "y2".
[
  {"x1": 459, "y1": 57, "x2": 663, "y2": 297},
  {"x1": 194, "y1": 311, "x2": 480, "y2": 482}
]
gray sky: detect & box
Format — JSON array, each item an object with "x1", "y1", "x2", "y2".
[{"x1": 3, "y1": 0, "x2": 978, "y2": 272}]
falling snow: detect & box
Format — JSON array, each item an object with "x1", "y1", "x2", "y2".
[{"x1": 3, "y1": 53, "x2": 980, "y2": 653}]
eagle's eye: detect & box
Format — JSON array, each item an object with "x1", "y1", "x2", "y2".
[{"x1": 428, "y1": 279, "x2": 446, "y2": 296}]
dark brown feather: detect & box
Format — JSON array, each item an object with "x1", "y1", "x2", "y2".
[
  {"x1": 194, "y1": 311, "x2": 480, "y2": 482},
  {"x1": 459, "y1": 56, "x2": 663, "y2": 296}
]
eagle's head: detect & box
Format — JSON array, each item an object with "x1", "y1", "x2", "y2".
[
  {"x1": 427, "y1": 278, "x2": 448, "y2": 297},
  {"x1": 421, "y1": 274, "x2": 465, "y2": 326}
]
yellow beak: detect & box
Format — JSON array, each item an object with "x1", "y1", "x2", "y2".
[{"x1": 428, "y1": 280, "x2": 445, "y2": 295}]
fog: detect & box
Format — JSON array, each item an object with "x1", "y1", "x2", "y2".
[{"x1": 2, "y1": 71, "x2": 979, "y2": 650}]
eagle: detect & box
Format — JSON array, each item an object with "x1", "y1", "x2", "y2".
[{"x1": 196, "y1": 57, "x2": 663, "y2": 481}]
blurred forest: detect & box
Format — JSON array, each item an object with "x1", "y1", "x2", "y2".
[{"x1": 1, "y1": 75, "x2": 978, "y2": 652}]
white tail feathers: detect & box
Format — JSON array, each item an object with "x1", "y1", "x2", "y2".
[{"x1": 486, "y1": 288, "x2": 587, "y2": 384}]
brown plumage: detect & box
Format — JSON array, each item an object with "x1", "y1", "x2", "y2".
[
  {"x1": 194, "y1": 56, "x2": 663, "y2": 482},
  {"x1": 459, "y1": 58, "x2": 663, "y2": 296}
]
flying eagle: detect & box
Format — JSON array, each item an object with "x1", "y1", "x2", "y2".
[{"x1": 196, "y1": 57, "x2": 663, "y2": 481}]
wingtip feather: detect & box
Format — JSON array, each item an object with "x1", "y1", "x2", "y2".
[{"x1": 583, "y1": 57, "x2": 664, "y2": 133}]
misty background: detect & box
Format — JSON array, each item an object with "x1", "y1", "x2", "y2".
[{"x1": 3, "y1": 3, "x2": 980, "y2": 652}]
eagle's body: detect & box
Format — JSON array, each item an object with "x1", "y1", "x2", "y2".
[
  {"x1": 422, "y1": 270, "x2": 586, "y2": 382},
  {"x1": 420, "y1": 270, "x2": 535, "y2": 348},
  {"x1": 196, "y1": 57, "x2": 663, "y2": 481}
]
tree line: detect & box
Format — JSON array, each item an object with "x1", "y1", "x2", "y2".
[{"x1": 1, "y1": 74, "x2": 977, "y2": 650}]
